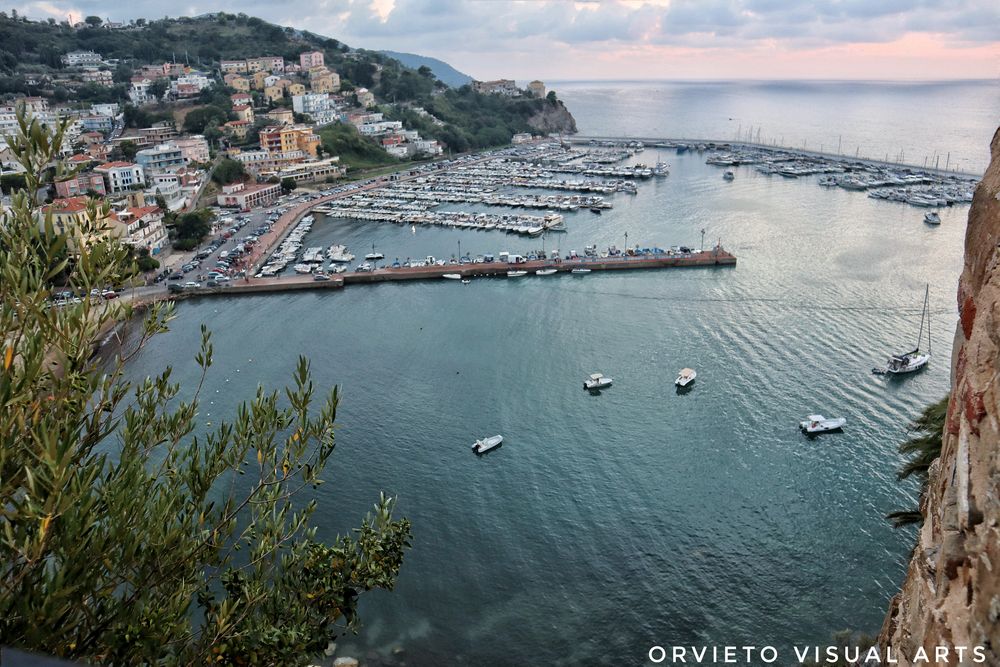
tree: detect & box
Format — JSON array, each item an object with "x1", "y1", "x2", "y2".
[
  {"x1": 0, "y1": 111, "x2": 412, "y2": 664},
  {"x1": 886, "y1": 396, "x2": 949, "y2": 528},
  {"x1": 118, "y1": 140, "x2": 138, "y2": 161},
  {"x1": 211, "y1": 157, "x2": 245, "y2": 185},
  {"x1": 147, "y1": 78, "x2": 168, "y2": 101},
  {"x1": 280, "y1": 177, "x2": 298, "y2": 192},
  {"x1": 546, "y1": 90, "x2": 558, "y2": 105},
  {"x1": 84, "y1": 15, "x2": 102, "y2": 27}
]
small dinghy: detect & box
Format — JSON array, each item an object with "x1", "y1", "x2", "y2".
[
  {"x1": 584, "y1": 373, "x2": 613, "y2": 391},
  {"x1": 462, "y1": 279, "x2": 471, "y2": 285},
  {"x1": 675, "y1": 368, "x2": 697, "y2": 387},
  {"x1": 536, "y1": 268, "x2": 558, "y2": 276},
  {"x1": 799, "y1": 415, "x2": 846, "y2": 434},
  {"x1": 571, "y1": 268, "x2": 592, "y2": 275},
  {"x1": 442, "y1": 273, "x2": 462, "y2": 280},
  {"x1": 472, "y1": 434, "x2": 503, "y2": 454},
  {"x1": 507, "y1": 270, "x2": 528, "y2": 277},
  {"x1": 923, "y1": 211, "x2": 941, "y2": 225}
]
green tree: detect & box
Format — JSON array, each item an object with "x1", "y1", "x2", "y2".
[
  {"x1": 118, "y1": 140, "x2": 138, "y2": 161},
  {"x1": 887, "y1": 395, "x2": 949, "y2": 528},
  {"x1": 0, "y1": 111, "x2": 412, "y2": 664},
  {"x1": 147, "y1": 78, "x2": 169, "y2": 101},
  {"x1": 211, "y1": 157, "x2": 245, "y2": 185},
  {"x1": 280, "y1": 176, "x2": 298, "y2": 192},
  {"x1": 84, "y1": 15, "x2": 102, "y2": 27}
]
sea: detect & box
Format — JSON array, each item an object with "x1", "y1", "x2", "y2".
[{"x1": 118, "y1": 80, "x2": 999, "y2": 665}]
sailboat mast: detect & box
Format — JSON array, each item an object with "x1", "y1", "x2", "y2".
[
  {"x1": 915, "y1": 284, "x2": 928, "y2": 351},
  {"x1": 926, "y1": 285, "x2": 931, "y2": 356}
]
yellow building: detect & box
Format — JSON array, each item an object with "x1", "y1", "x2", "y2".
[
  {"x1": 263, "y1": 85, "x2": 284, "y2": 103},
  {"x1": 311, "y1": 74, "x2": 338, "y2": 94},
  {"x1": 39, "y1": 196, "x2": 122, "y2": 253},
  {"x1": 287, "y1": 83, "x2": 306, "y2": 97},
  {"x1": 228, "y1": 75, "x2": 250, "y2": 92},
  {"x1": 233, "y1": 104, "x2": 255, "y2": 123},
  {"x1": 265, "y1": 109, "x2": 294, "y2": 125},
  {"x1": 259, "y1": 125, "x2": 320, "y2": 158},
  {"x1": 251, "y1": 71, "x2": 269, "y2": 90}
]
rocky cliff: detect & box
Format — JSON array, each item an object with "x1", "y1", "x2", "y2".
[
  {"x1": 879, "y1": 127, "x2": 1000, "y2": 664},
  {"x1": 527, "y1": 100, "x2": 577, "y2": 135}
]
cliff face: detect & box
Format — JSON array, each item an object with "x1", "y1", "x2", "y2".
[
  {"x1": 527, "y1": 100, "x2": 577, "y2": 135},
  {"x1": 879, "y1": 127, "x2": 1000, "y2": 664}
]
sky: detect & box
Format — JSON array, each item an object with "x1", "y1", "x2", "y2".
[{"x1": 17, "y1": 0, "x2": 1000, "y2": 81}]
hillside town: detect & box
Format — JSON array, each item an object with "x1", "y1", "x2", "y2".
[{"x1": 0, "y1": 22, "x2": 557, "y2": 275}]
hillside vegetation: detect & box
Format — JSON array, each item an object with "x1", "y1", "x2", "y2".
[{"x1": 0, "y1": 11, "x2": 576, "y2": 154}]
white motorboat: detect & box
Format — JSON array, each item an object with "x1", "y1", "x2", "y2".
[
  {"x1": 800, "y1": 415, "x2": 847, "y2": 434},
  {"x1": 442, "y1": 273, "x2": 462, "y2": 280},
  {"x1": 507, "y1": 270, "x2": 528, "y2": 277},
  {"x1": 584, "y1": 373, "x2": 613, "y2": 390},
  {"x1": 327, "y1": 244, "x2": 356, "y2": 262},
  {"x1": 675, "y1": 368, "x2": 697, "y2": 387},
  {"x1": 472, "y1": 434, "x2": 503, "y2": 454},
  {"x1": 923, "y1": 211, "x2": 941, "y2": 225},
  {"x1": 536, "y1": 268, "x2": 558, "y2": 276},
  {"x1": 571, "y1": 268, "x2": 592, "y2": 274},
  {"x1": 723, "y1": 170, "x2": 735, "y2": 181},
  {"x1": 462, "y1": 279, "x2": 471, "y2": 285},
  {"x1": 876, "y1": 285, "x2": 932, "y2": 375},
  {"x1": 293, "y1": 264, "x2": 313, "y2": 274}
]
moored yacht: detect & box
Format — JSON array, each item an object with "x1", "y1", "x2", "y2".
[
  {"x1": 876, "y1": 285, "x2": 932, "y2": 375},
  {"x1": 507, "y1": 270, "x2": 528, "y2": 277},
  {"x1": 442, "y1": 273, "x2": 462, "y2": 280},
  {"x1": 571, "y1": 267, "x2": 592, "y2": 274},
  {"x1": 923, "y1": 211, "x2": 941, "y2": 225},
  {"x1": 536, "y1": 268, "x2": 558, "y2": 276}
]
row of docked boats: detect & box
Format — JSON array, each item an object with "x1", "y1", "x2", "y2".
[
  {"x1": 255, "y1": 215, "x2": 314, "y2": 277},
  {"x1": 315, "y1": 203, "x2": 565, "y2": 236}
]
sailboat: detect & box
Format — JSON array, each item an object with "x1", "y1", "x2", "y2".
[
  {"x1": 875, "y1": 285, "x2": 931, "y2": 375},
  {"x1": 365, "y1": 242, "x2": 384, "y2": 261}
]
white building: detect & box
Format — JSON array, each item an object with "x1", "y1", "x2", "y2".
[
  {"x1": 172, "y1": 74, "x2": 213, "y2": 93},
  {"x1": 94, "y1": 161, "x2": 145, "y2": 193},
  {"x1": 91, "y1": 103, "x2": 120, "y2": 117},
  {"x1": 117, "y1": 205, "x2": 168, "y2": 253},
  {"x1": 172, "y1": 136, "x2": 210, "y2": 164},
  {"x1": 291, "y1": 93, "x2": 331, "y2": 116},
  {"x1": 62, "y1": 50, "x2": 103, "y2": 67}
]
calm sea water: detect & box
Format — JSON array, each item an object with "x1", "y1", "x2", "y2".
[
  {"x1": 119, "y1": 82, "x2": 996, "y2": 665},
  {"x1": 552, "y1": 79, "x2": 999, "y2": 174}
]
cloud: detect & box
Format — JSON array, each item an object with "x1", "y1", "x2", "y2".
[{"x1": 16, "y1": 0, "x2": 1000, "y2": 79}]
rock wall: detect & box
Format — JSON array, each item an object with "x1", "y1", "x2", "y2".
[
  {"x1": 879, "y1": 127, "x2": 1000, "y2": 664},
  {"x1": 527, "y1": 100, "x2": 577, "y2": 135}
]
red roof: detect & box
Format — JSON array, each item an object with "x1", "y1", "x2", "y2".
[
  {"x1": 96, "y1": 161, "x2": 137, "y2": 169},
  {"x1": 67, "y1": 154, "x2": 93, "y2": 162},
  {"x1": 46, "y1": 196, "x2": 90, "y2": 213}
]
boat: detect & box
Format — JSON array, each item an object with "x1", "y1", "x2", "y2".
[
  {"x1": 675, "y1": 368, "x2": 697, "y2": 387},
  {"x1": 875, "y1": 285, "x2": 932, "y2": 375},
  {"x1": 583, "y1": 373, "x2": 613, "y2": 391},
  {"x1": 723, "y1": 170, "x2": 735, "y2": 181},
  {"x1": 442, "y1": 273, "x2": 462, "y2": 280},
  {"x1": 365, "y1": 242, "x2": 384, "y2": 261},
  {"x1": 472, "y1": 434, "x2": 503, "y2": 455},
  {"x1": 571, "y1": 268, "x2": 592, "y2": 274},
  {"x1": 507, "y1": 270, "x2": 528, "y2": 277},
  {"x1": 536, "y1": 268, "x2": 558, "y2": 276},
  {"x1": 292, "y1": 263, "x2": 313, "y2": 274},
  {"x1": 924, "y1": 211, "x2": 941, "y2": 225},
  {"x1": 799, "y1": 415, "x2": 847, "y2": 434},
  {"x1": 327, "y1": 244, "x2": 355, "y2": 262},
  {"x1": 590, "y1": 207, "x2": 602, "y2": 214},
  {"x1": 462, "y1": 279, "x2": 471, "y2": 285}
]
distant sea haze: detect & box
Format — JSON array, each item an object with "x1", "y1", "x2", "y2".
[{"x1": 551, "y1": 79, "x2": 999, "y2": 175}]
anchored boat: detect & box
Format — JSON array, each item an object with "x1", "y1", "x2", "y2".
[
  {"x1": 584, "y1": 373, "x2": 613, "y2": 391},
  {"x1": 875, "y1": 285, "x2": 932, "y2": 375},
  {"x1": 536, "y1": 268, "x2": 558, "y2": 276},
  {"x1": 472, "y1": 434, "x2": 503, "y2": 455},
  {"x1": 800, "y1": 415, "x2": 847, "y2": 434},
  {"x1": 675, "y1": 368, "x2": 697, "y2": 387}
]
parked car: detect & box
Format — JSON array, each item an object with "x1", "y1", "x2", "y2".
[
  {"x1": 183, "y1": 281, "x2": 201, "y2": 289},
  {"x1": 168, "y1": 272, "x2": 184, "y2": 280},
  {"x1": 313, "y1": 274, "x2": 330, "y2": 281}
]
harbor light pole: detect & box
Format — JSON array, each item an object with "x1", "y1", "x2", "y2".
[
  {"x1": 458, "y1": 239, "x2": 461, "y2": 261},
  {"x1": 700, "y1": 228, "x2": 706, "y2": 252},
  {"x1": 624, "y1": 231, "x2": 628, "y2": 253}
]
